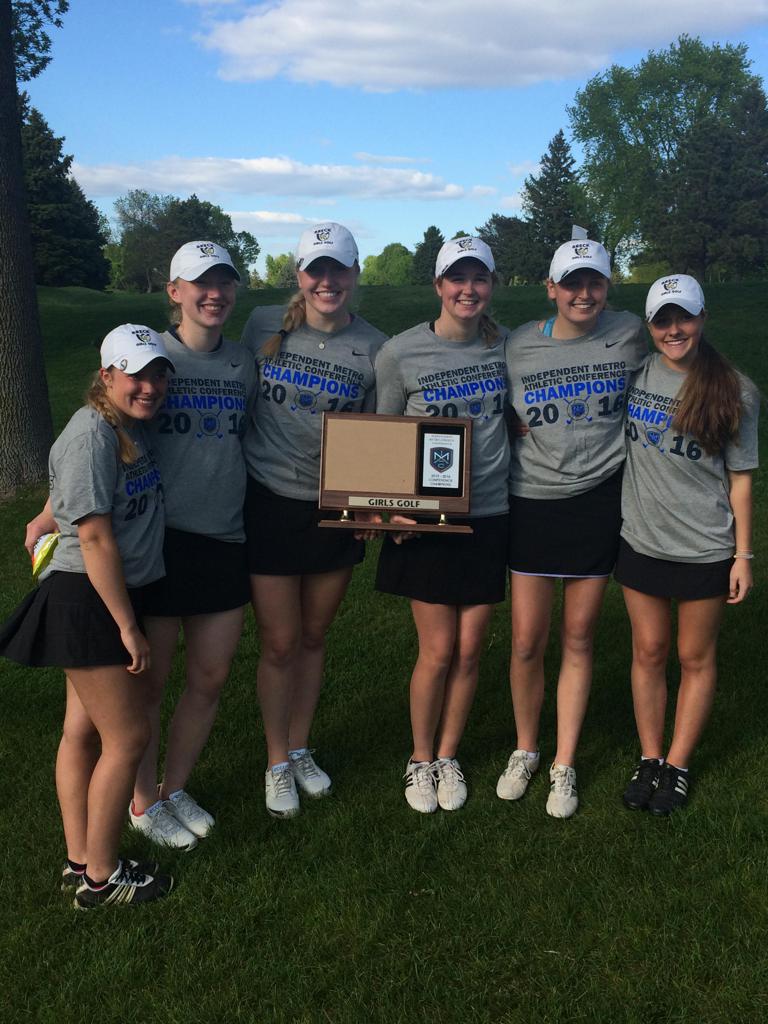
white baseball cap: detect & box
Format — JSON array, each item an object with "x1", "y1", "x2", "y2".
[
  {"x1": 549, "y1": 239, "x2": 611, "y2": 283},
  {"x1": 435, "y1": 237, "x2": 495, "y2": 277},
  {"x1": 169, "y1": 241, "x2": 240, "y2": 282},
  {"x1": 295, "y1": 222, "x2": 359, "y2": 270},
  {"x1": 101, "y1": 324, "x2": 175, "y2": 374},
  {"x1": 645, "y1": 275, "x2": 706, "y2": 322}
]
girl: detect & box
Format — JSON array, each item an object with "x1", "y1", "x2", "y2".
[
  {"x1": 374, "y1": 237, "x2": 510, "y2": 813},
  {"x1": 500, "y1": 238, "x2": 647, "y2": 817},
  {"x1": 125, "y1": 241, "x2": 257, "y2": 848},
  {"x1": 616, "y1": 274, "x2": 759, "y2": 814},
  {"x1": 241, "y1": 222, "x2": 385, "y2": 818},
  {"x1": 28, "y1": 243, "x2": 256, "y2": 848},
  {"x1": 1, "y1": 325, "x2": 174, "y2": 908}
]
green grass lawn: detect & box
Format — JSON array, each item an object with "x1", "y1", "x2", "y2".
[{"x1": 1, "y1": 283, "x2": 766, "y2": 1024}]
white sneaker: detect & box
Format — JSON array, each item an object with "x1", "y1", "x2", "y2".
[
  {"x1": 496, "y1": 749, "x2": 540, "y2": 801},
  {"x1": 289, "y1": 749, "x2": 331, "y2": 798},
  {"x1": 129, "y1": 799, "x2": 198, "y2": 851},
  {"x1": 265, "y1": 765, "x2": 300, "y2": 819},
  {"x1": 166, "y1": 789, "x2": 215, "y2": 838},
  {"x1": 434, "y1": 757, "x2": 467, "y2": 811},
  {"x1": 546, "y1": 763, "x2": 578, "y2": 819},
  {"x1": 403, "y1": 760, "x2": 438, "y2": 814}
]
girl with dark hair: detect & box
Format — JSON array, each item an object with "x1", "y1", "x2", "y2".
[
  {"x1": 616, "y1": 274, "x2": 759, "y2": 814},
  {"x1": 374, "y1": 237, "x2": 510, "y2": 813}
]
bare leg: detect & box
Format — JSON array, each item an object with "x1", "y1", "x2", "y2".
[
  {"x1": 288, "y1": 568, "x2": 353, "y2": 751},
  {"x1": 621, "y1": 587, "x2": 672, "y2": 759},
  {"x1": 435, "y1": 604, "x2": 494, "y2": 759},
  {"x1": 553, "y1": 575, "x2": 609, "y2": 766},
  {"x1": 666, "y1": 596, "x2": 726, "y2": 768},
  {"x1": 161, "y1": 606, "x2": 245, "y2": 795},
  {"x1": 509, "y1": 574, "x2": 555, "y2": 752},
  {"x1": 65, "y1": 665, "x2": 150, "y2": 882},
  {"x1": 252, "y1": 568, "x2": 352, "y2": 768},
  {"x1": 132, "y1": 616, "x2": 179, "y2": 811},
  {"x1": 409, "y1": 602, "x2": 458, "y2": 762},
  {"x1": 56, "y1": 678, "x2": 99, "y2": 864}
]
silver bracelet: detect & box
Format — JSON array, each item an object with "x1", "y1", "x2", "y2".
[{"x1": 734, "y1": 551, "x2": 754, "y2": 560}]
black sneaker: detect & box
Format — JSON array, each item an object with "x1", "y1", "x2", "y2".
[
  {"x1": 61, "y1": 858, "x2": 159, "y2": 892},
  {"x1": 73, "y1": 861, "x2": 174, "y2": 909},
  {"x1": 648, "y1": 764, "x2": 690, "y2": 816},
  {"x1": 622, "y1": 758, "x2": 662, "y2": 811}
]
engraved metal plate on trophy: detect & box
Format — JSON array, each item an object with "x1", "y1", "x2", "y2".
[{"x1": 319, "y1": 413, "x2": 473, "y2": 534}]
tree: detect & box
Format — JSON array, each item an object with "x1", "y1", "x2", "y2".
[
  {"x1": 569, "y1": 36, "x2": 762, "y2": 254},
  {"x1": 411, "y1": 225, "x2": 444, "y2": 284},
  {"x1": 360, "y1": 243, "x2": 413, "y2": 285},
  {"x1": 114, "y1": 190, "x2": 260, "y2": 292},
  {"x1": 641, "y1": 82, "x2": 768, "y2": 280},
  {"x1": 0, "y1": 0, "x2": 66, "y2": 493},
  {"x1": 20, "y1": 95, "x2": 109, "y2": 288},
  {"x1": 520, "y1": 130, "x2": 593, "y2": 278},
  {"x1": 476, "y1": 214, "x2": 538, "y2": 284},
  {"x1": 265, "y1": 252, "x2": 296, "y2": 289}
]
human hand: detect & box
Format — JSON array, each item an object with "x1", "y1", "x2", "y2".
[
  {"x1": 121, "y1": 624, "x2": 151, "y2": 674},
  {"x1": 727, "y1": 558, "x2": 753, "y2": 604}
]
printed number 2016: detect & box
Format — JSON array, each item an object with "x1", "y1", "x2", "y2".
[
  {"x1": 526, "y1": 404, "x2": 559, "y2": 426},
  {"x1": 669, "y1": 436, "x2": 702, "y2": 460}
]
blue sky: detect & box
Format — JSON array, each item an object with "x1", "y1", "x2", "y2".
[{"x1": 23, "y1": 0, "x2": 768, "y2": 274}]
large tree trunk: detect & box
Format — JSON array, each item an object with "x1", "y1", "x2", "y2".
[{"x1": 0, "y1": 0, "x2": 54, "y2": 497}]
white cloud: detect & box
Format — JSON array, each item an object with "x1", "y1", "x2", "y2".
[
  {"x1": 354, "y1": 152, "x2": 431, "y2": 165},
  {"x1": 508, "y1": 161, "x2": 540, "y2": 178},
  {"x1": 469, "y1": 185, "x2": 497, "y2": 197},
  {"x1": 197, "y1": 1, "x2": 768, "y2": 90},
  {"x1": 72, "y1": 154, "x2": 469, "y2": 201},
  {"x1": 500, "y1": 193, "x2": 524, "y2": 212},
  {"x1": 227, "y1": 210, "x2": 315, "y2": 235}
]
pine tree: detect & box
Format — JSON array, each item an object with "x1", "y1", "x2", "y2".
[
  {"x1": 412, "y1": 226, "x2": 444, "y2": 284},
  {"x1": 20, "y1": 97, "x2": 109, "y2": 288},
  {"x1": 521, "y1": 130, "x2": 589, "y2": 278}
]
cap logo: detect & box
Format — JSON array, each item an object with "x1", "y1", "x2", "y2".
[
  {"x1": 133, "y1": 328, "x2": 153, "y2": 345},
  {"x1": 119, "y1": 358, "x2": 128, "y2": 370},
  {"x1": 197, "y1": 242, "x2": 217, "y2": 258},
  {"x1": 315, "y1": 228, "x2": 332, "y2": 243},
  {"x1": 573, "y1": 244, "x2": 591, "y2": 258},
  {"x1": 457, "y1": 238, "x2": 476, "y2": 251},
  {"x1": 661, "y1": 278, "x2": 680, "y2": 293}
]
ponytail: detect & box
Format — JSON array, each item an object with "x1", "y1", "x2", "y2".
[
  {"x1": 672, "y1": 337, "x2": 743, "y2": 454},
  {"x1": 262, "y1": 292, "x2": 307, "y2": 358},
  {"x1": 86, "y1": 372, "x2": 140, "y2": 465}
]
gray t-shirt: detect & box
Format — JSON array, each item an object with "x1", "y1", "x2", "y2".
[
  {"x1": 621, "y1": 353, "x2": 760, "y2": 563},
  {"x1": 505, "y1": 310, "x2": 648, "y2": 498},
  {"x1": 242, "y1": 306, "x2": 386, "y2": 501},
  {"x1": 143, "y1": 329, "x2": 257, "y2": 542},
  {"x1": 375, "y1": 322, "x2": 510, "y2": 517},
  {"x1": 46, "y1": 406, "x2": 165, "y2": 586}
]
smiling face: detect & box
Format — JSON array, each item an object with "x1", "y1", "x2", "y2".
[
  {"x1": 648, "y1": 304, "x2": 706, "y2": 371},
  {"x1": 297, "y1": 256, "x2": 358, "y2": 327},
  {"x1": 166, "y1": 266, "x2": 238, "y2": 332},
  {"x1": 434, "y1": 258, "x2": 494, "y2": 327},
  {"x1": 546, "y1": 268, "x2": 609, "y2": 336},
  {"x1": 100, "y1": 359, "x2": 169, "y2": 423}
]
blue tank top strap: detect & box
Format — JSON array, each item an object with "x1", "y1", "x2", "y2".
[{"x1": 541, "y1": 317, "x2": 556, "y2": 337}]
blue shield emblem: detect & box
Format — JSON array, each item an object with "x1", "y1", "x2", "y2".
[{"x1": 430, "y1": 447, "x2": 453, "y2": 473}]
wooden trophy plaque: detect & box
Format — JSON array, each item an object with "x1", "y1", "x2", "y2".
[{"x1": 318, "y1": 413, "x2": 473, "y2": 534}]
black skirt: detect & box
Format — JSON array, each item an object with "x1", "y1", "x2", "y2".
[
  {"x1": 614, "y1": 539, "x2": 732, "y2": 600},
  {"x1": 508, "y1": 471, "x2": 622, "y2": 577},
  {"x1": 0, "y1": 571, "x2": 145, "y2": 669},
  {"x1": 375, "y1": 514, "x2": 509, "y2": 605},
  {"x1": 244, "y1": 476, "x2": 364, "y2": 576},
  {"x1": 141, "y1": 528, "x2": 250, "y2": 617}
]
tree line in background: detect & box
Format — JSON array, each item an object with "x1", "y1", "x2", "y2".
[{"x1": 17, "y1": 36, "x2": 768, "y2": 293}]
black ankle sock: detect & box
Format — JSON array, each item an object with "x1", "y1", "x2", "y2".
[
  {"x1": 66, "y1": 858, "x2": 86, "y2": 874},
  {"x1": 83, "y1": 871, "x2": 109, "y2": 889}
]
